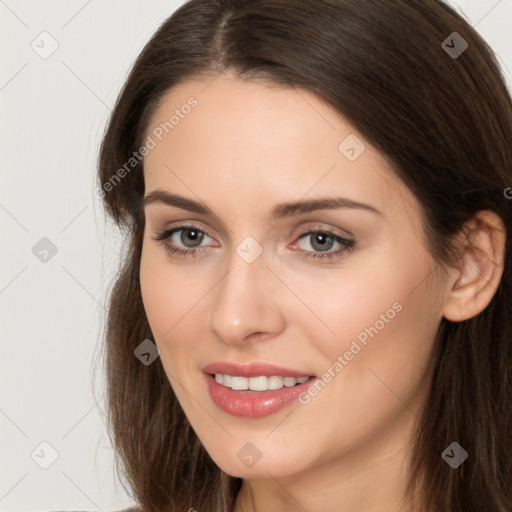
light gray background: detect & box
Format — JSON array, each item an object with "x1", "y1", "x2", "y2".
[{"x1": 1, "y1": 1, "x2": 511, "y2": 511}]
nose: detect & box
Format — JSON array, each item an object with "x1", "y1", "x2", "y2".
[{"x1": 208, "y1": 249, "x2": 285, "y2": 346}]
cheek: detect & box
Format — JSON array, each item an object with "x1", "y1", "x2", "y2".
[
  {"x1": 292, "y1": 243, "x2": 441, "y2": 387},
  {"x1": 139, "y1": 244, "x2": 184, "y2": 339},
  {"x1": 287, "y1": 267, "x2": 413, "y2": 357},
  {"x1": 329, "y1": 237, "x2": 437, "y2": 335},
  {"x1": 139, "y1": 243, "x2": 209, "y2": 364},
  {"x1": 307, "y1": 254, "x2": 440, "y2": 416}
]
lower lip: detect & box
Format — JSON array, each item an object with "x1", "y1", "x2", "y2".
[{"x1": 204, "y1": 373, "x2": 317, "y2": 418}]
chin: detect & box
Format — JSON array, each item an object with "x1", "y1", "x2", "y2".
[
  {"x1": 201, "y1": 437, "x2": 313, "y2": 480},
  {"x1": 214, "y1": 456, "x2": 299, "y2": 479}
]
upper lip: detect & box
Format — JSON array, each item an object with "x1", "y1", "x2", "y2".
[{"x1": 203, "y1": 361, "x2": 315, "y2": 378}]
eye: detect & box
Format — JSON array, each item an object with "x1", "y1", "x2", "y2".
[
  {"x1": 293, "y1": 229, "x2": 356, "y2": 262},
  {"x1": 151, "y1": 224, "x2": 356, "y2": 262},
  {"x1": 152, "y1": 224, "x2": 214, "y2": 258}
]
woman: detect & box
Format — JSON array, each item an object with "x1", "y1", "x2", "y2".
[{"x1": 97, "y1": 0, "x2": 512, "y2": 510}]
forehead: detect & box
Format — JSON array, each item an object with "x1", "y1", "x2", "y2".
[{"x1": 142, "y1": 74, "x2": 412, "y2": 221}]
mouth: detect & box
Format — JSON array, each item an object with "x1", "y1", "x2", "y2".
[{"x1": 202, "y1": 362, "x2": 317, "y2": 417}]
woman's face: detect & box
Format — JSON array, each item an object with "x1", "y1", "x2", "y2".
[{"x1": 139, "y1": 73, "x2": 448, "y2": 479}]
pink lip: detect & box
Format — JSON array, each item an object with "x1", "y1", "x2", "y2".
[
  {"x1": 202, "y1": 361, "x2": 314, "y2": 378},
  {"x1": 202, "y1": 362, "x2": 317, "y2": 418}
]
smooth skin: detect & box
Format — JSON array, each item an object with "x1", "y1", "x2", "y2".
[{"x1": 139, "y1": 72, "x2": 505, "y2": 512}]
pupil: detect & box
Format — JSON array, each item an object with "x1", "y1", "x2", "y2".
[
  {"x1": 312, "y1": 233, "x2": 333, "y2": 252},
  {"x1": 182, "y1": 229, "x2": 202, "y2": 247}
]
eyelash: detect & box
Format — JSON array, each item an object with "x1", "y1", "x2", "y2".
[{"x1": 152, "y1": 223, "x2": 356, "y2": 262}]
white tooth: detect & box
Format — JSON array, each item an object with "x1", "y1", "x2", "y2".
[
  {"x1": 267, "y1": 376, "x2": 284, "y2": 390},
  {"x1": 283, "y1": 377, "x2": 297, "y2": 387},
  {"x1": 230, "y1": 376, "x2": 249, "y2": 390},
  {"x1": 215, "y1": 374, "x2": 309, "y2": 391},
  {"x1": 248, "y1": 376, "x2": 268, "y2": 391}
]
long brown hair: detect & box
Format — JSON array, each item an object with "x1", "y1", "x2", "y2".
[{"x1": 96, "y1": 1, "x2": 512, "y2": 510}]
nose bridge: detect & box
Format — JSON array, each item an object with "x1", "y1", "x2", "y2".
[{"x1": 208, "y1": 244, "x2": 283, "y2": 344}]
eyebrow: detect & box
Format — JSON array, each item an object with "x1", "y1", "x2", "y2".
[{"x1": 142, "y1": 189, "x2": 384, "y2": 221}]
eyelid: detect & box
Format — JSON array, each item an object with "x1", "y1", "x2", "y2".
[
  {"x1": 155, "y1": 220, "x2": 353, "y2": 245},
  {"x1": 157, "y1": 220, "x2": 218, "y2": 243},
  {"x1": 290, "y1": 221, "x2": 354, "y2": 241}
]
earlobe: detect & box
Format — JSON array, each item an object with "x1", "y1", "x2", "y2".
[{"x1": 443, "y1": 210, "x2": 506, "y2": 322}]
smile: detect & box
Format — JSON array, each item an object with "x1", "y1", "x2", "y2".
[{"x1": 202, "y1": 362, "x2": 317, "y2": 418}]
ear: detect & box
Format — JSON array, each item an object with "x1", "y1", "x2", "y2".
[{"x1": 443, "y1": 210, "x2": 506, "y2": 322}]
